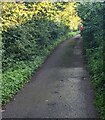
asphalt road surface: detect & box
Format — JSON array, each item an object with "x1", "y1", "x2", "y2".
[{"x1": 2, "y1": 35, "x2": 98, "y2": 118}]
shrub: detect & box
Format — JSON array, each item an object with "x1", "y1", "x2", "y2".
[
  {"x1": 77, "y1": 2, "x2": 105, "y2": 119},
  {"x1": 2, "y1": 2, "x2": 80, "y2": 104}
]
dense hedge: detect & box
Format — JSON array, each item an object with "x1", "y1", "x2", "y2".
[
  {"x1": 2, "y1": 2, "x2": 80, "y2": 104},
  {"x1": 77, "y1": 2, "x2": 105, "y2": 119}
]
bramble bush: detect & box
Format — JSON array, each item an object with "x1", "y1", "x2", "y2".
[
  {"x1": 2, "y1": 2, "x2": 80, "y2": 104},
  {"x1": 77, "y1": 2, "x2": 105, "y2": 119}
]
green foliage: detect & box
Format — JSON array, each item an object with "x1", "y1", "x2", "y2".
[
  {"x1": 77, "y1": 2, "x2": 105, "y2": 119},
  {"x1": 2, "y1": 56, "x2": 44, "y2": 104},
  {"x1": 2, "y1": 2, "x2": 79, "y2": 105},
  {"x1": 2, "y1": 32, "x2": 74, "y2": 105}
]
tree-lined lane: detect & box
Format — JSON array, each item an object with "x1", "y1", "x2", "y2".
[{"x1": 3, "y1": 35, "x2": 98, "y2": 118}]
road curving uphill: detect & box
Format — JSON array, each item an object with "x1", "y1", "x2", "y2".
[{"x1": 2, "y1": 35, "x2": 98, "y2": 118}]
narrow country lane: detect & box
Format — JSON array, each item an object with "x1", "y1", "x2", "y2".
[{"x1": 3, "y1": 35, "x2": 98, "y2": 118}]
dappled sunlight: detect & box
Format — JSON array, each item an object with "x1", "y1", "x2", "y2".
[
  {"x1": 2, "y1": 2, "x2": 80, "y2": 31},
  {"x1": 2, "y1": 1, "x2": 103, "y2": 118}
]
